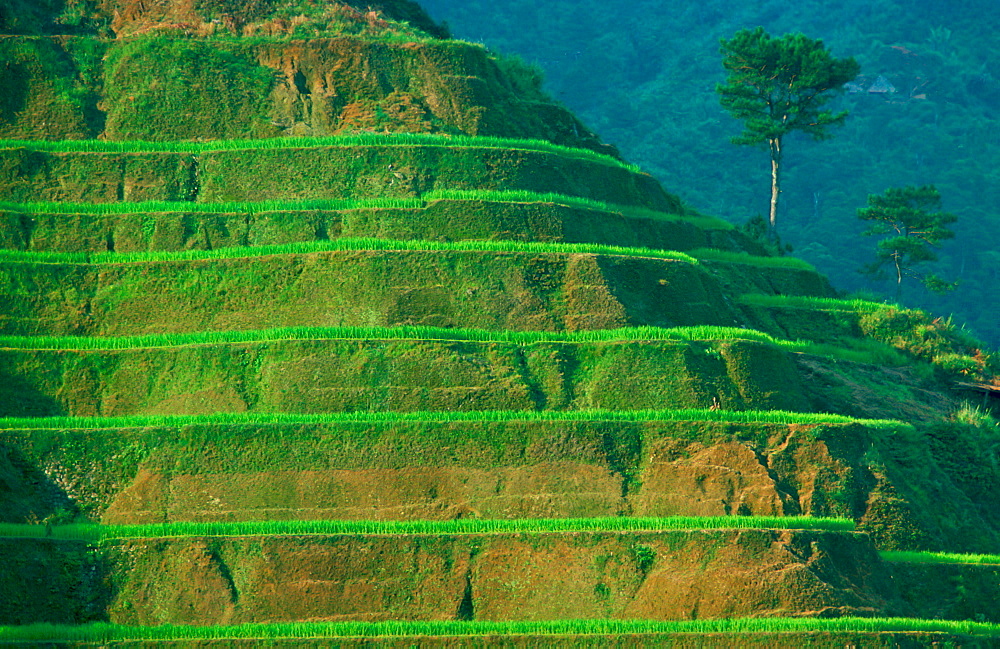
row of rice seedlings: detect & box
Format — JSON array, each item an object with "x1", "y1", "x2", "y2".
[
  {"x1": 0, "y1": 132, "x2": 638, "y2": 171},
  {"x1": 0, "y1": 189, "x2": 712, "y2": 232},
  {"x1": 0, "y1": 236, "x2": 700, "y2": 267},
  {"x1": 420, "y1": 188, "x2": 733, "y2": 229},
  {"x1": 738, "y1": 294, "x2": 897, "y2": 312},
  {"x1": 0, "y1": 322, "x2": 906, "y2": 367},
  {"x1": 0, "y1": 324, "x2": 794, "y2": 351},
  {"x1": 0, "y1": 197, "x2": 423, "y2": 215},
  {"x1": 0, "y1": 407, "x2": 907, "y2": 432},
  {"x1": 0, "y1": 515, "x2": 856, "y2": 542},
  {"x1": 881, "y1": 550, "x2": 1000, "y2": 566},
  {"x1": 690, "y1": 248, "x2": 817, "y2": 272},
  {"x1": 0, "y1": 324, "x2": 901, "y2": 366},
  {"x1": 2, "y1": 617, "x2": 999, "y2": 642}
]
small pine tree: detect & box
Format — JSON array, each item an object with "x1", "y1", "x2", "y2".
[{"x1": 857, "y1": 185, "x2": 958, "y2": 298}]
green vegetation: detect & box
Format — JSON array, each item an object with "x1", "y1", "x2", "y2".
[
  {"x1": 0, "y1": 324, "x2": 796, "y2": 350},
  {"x1": 738, "y1": 294, "x2": 891, "y2": 312},
  {"x1": 102, "y1": 38, "x2": 276, "y2": 140},
  {"x1": 882, "y1": 551, "x2": 1000, "y2": 566},
  {"x1": 0, "y1": 323, "x2": 917, "y2": 368},
  {"x1": 422, "y1": 189, "x2": 733, "y2": 228},
  {"x1": 0, "y1": 132, "x2": 636, "y2": 171},
  {"x1": 0, "y1": 198, "x2": 424, "y2": 215},
  {"x1": 858, "y1": 185, "x2": 958, "y2": 296},
  {"x1": 718, "y1": 28, "x2": 859, "y2": 232},
  {"x1": 0, "y1": 407, "x2": 906, "y2": 431},
  {"x1": 737, "y1": 292, "x2": 994, "y2": 379},
  {"x1": 690, "y1": 248, "x2": 816, "y2": 271},
  {"x1": 0, "y1": 516, "x2": 856, "y2": 541},
  {"x1": 0, "y1": 236, "x2": 700, "y2": 266},
  {"x1": 2, "y1": 617, "x2": 999, "y2": 643}
]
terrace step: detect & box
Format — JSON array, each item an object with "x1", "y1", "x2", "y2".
[
  {"x1": 0, "y1": 331, "x2": 813, "y2": 418},
  {"x1": 0, "y1": 526, "x2": 901, "y2": 625},
  {"x1": 0, "y1": 246, "x2": 836, "y2": 338},
  {"x1": 0, "y1": 197, "x2": 749, "y2": 254},
  {"x1": 0, "y1": 139, "x2": 674, "y2": 210},
  {"x1": 0, "y1": 413, "x2": 898, "y2": 526}
]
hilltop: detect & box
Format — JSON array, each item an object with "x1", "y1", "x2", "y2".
[{"x1": 0, "y1": 0, "x2": 998, "y2": 645}]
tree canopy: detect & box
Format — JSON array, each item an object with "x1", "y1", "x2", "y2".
[{"x1": 717, "y1": 28, "x2": 859, "y2": 233}]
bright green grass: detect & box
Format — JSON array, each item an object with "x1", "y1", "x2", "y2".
[
  {"x1": 691, "y1": 248, "x2": 816, "y2": 271},
  {"x1": 0, "y1": 324, "x2": 909, "y2": 368},
  {"x1": 0, "y1": 132, "x2": 639, "y2": 171},
  {"x1": 0, "y1": 197, "x2": 422, "y2": 215},
  {"x1": 0, "y1": 407, "x2": 907, "y2": 431},
  {"x1": 0, "y1": 324, "x2": 792, "y2": 350},
  {"x1": 0, "y1": 236, "x2": 700, "y2": 266},
  {"x1": 1, "y1": 618, "x2": 998, "y2": 642},
  {"x1": 881, "y1": 550, "x2": 1000, "y2": 566},
  {"x1": 739, "y1": 294, "x2": 897, "y2": 312},
  {"x1": 0, "y1": 190, "x2": 677, "y2": 218},
  {"x1": 0, "y1": 515, "x2": 855, "y2": 542}
]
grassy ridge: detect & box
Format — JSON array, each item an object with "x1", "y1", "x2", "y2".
[
  {"x1": 1, "y1": 618, "x2": 998, "y2": 642},
  {"x1": 0, "y1": 408, "x2": 907, "y2": 431},
  {"x1": 0, "y1": 324, "x2": 791, "y2": 350},
  {"x1": 0, "y1": 324, "x2": 911, "y2": 367},
  {"x1": 0, "y1": 236, "x2": 700, "y2": 266},
  {"x1": 739, "y1": 294, "x2": 895, "y2": 312},
  {"x1": 0, "y1": 516, "x2": 856, "y2": 541},
  {"x1": 882, "y1": 551, "x2": 1000, "y2": 566},
  {"x1": 0, "y1": 197, "x2": 423, "y2": 215},
  {"x1": 0, "y1": 132, "x2": 639, "y2": 171}
]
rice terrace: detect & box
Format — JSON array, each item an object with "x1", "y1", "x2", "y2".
[{"x1": 1, "y1": 0, "x2": 999, "y2": 646}]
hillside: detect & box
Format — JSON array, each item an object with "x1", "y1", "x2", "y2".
[{"x1": 1, "y1": 0, "x2": 1000, "y2": 645}]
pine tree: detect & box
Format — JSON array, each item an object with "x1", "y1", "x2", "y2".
[
  {"x1": 858, "y1": 185, "x2": 958, "y2": 298},
  {"x1": 718, "y1": 28, "x2": 859, "y2": 234}
]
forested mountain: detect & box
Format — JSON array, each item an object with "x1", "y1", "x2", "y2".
[{"x1": 421, "y1": 0, "x2": 1000, "y2": 345}]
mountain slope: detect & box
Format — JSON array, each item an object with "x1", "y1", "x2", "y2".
[{"x1": 0, "y1": 0, "x2": 998, "y2": 645}]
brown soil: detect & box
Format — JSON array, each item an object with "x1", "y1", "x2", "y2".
[{"x1": 104, "y1": 529, "x2": 907, "y2": 625}]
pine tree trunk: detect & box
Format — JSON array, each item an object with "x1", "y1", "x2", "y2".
[{"x1": 769, "y1": 137, "x2": 782, "y2": 235}]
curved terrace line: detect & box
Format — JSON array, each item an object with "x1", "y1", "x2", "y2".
[
  {"x1": 0, "y1": 515, "x2": 856, "y2": 542},
  {"x1": 2, "y1": 617, "x2": 999, "y2": 643},
  {"x1": 0, "y1": 132, "x2": 639, "y2": 171},
  {"x1": 0, "y1": 324, "x2": 793, "y2": 350},
  {"x1": 0, "y1": 407, "x2": 907, "y2": 431},
  {"x1": 0, "y1": 236, "x2": 700, "y2": 266}
]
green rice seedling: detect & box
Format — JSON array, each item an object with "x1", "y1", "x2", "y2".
[
  {"x1": 0, "y1": 407, "x2": 907, "y2": 432},
  {"x1": 0, "y1": 236, "x2": 700, "y2": 267},
  {"x1": 691, "y1": 248, "x2": 817, "y2": 271},
  {"x1": 737, "y1": 294, "x2": 896, "y2": 312},
  {"x1": 0, "y1": 132, "x2": 638, "y2": 171},
  {"x1": 1, "y1": 617, "x2": 999, "y2": 643},
  {"x1": 881, "y1": 550, "x2": 1000, "y2": 566},
  {"x1": 0, "y1": 322, "x2": 911, "y2": 369},
  {"x1": 0, "y1": 514, "x2": 855, "y2": 542},
  {"x1": 0, "y1": 198, "x2": 423, "y2": 215},
  {"x1": 0, "y1": 323, "x2": 799, "y2": 351}
]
